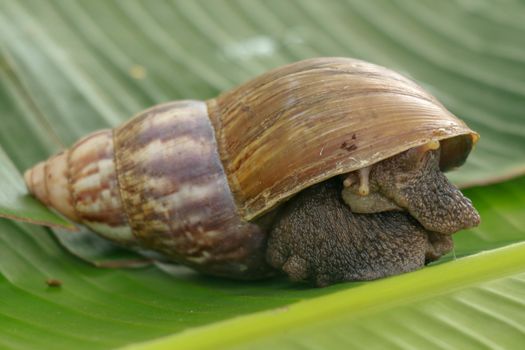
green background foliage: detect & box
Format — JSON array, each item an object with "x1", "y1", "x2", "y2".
[{"x1": 0, "y1": 0, "x2": 524, "y2": 349}]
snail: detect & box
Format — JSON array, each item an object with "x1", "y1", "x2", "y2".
[{"x1": 24, "y1": 57, "x2": 480, "y2": 286}]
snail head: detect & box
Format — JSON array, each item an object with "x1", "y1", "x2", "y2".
[{"x1": 342, "y1": 142, "x2": 480, "y2": 234}]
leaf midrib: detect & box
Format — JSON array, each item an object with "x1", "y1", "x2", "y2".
[{"x1": 121, "y1": 242, "x2": 525, "y2": 350}]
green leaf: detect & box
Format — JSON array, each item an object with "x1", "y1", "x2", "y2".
[
  {"x1": 455, "y1": 177, "x2": 525, "y2": 254},
  {"x1": 0, "y1": 42, "x2": 75, "y2": 229},
  {"x1": 122, "y1": 243, "x2": 525, "y2": 350},
  {"x1": 0, "y1": 219, "x2": 333, "y2": 350},
  {"x1": 0, "y1": 175, "x2": 524, "y2": 350},
  {"x1": 1, "y1": 0, "x2": 525, "y2": 349}
]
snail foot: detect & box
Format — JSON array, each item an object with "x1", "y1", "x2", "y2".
[{"x1": 266, "y1": 179, "x2": 447, "y2": 287}]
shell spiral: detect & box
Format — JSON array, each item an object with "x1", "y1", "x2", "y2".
[
  {"x1": 25, "y1": 57, "x2": 478, "y2": 280},
  {"x1": 24, "y1": 100, "x2": 270, "y2": 279}
]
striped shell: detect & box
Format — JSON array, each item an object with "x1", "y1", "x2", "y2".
[{"x1": 24, "y1": 57, "x2": 478, "y2": 279}]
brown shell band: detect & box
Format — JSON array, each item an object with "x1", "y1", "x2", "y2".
[
  {"x1": 113, "y1": 100, "x2": 271, "y2": 279},
  {"x1": 68, "y1": 129, "x2": 131, "y2": 243},
  {"x1": 24, "y1": 131, "x2": 133, "y2": 244}
]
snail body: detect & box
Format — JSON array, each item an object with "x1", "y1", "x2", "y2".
[{"x1": 25, "y1": 58, "x2": 479, "y2": 284}]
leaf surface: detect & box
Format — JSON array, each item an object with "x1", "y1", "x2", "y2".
[
  {"x1": 0, "y1": 1, "x2": 524, "y2": 349},
  {"x1": 0, "y1": 176, "x2": 523, "y2": 350}
]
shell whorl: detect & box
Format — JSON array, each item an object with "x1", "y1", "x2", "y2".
[
  {"x1": 25, "y1": 100, "x2": 270, "y2": 279},
  {"x1": 24, "y1": 129, "x2": 131, "y2": 243},
  {"x1": 113, "y1": 100, "x2": 268, "y2": 278},
  {"x1": 210, "y1": 57, "x2": 478, "y2": 220}
]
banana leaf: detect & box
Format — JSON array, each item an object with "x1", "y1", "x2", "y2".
[{"x1": 0, "y1": 1, "x2": 524, "y2": 349}]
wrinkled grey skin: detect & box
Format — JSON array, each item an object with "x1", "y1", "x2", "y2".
[
  {"x1": 343, "y1": 148, "x2": 480, "y2": 234},
  {"x1": 267, "y1": 148, "x2": 480, "y2": 286},
  {"x1": 266, "y1": 181, "x2": 453, "y2": 287}
]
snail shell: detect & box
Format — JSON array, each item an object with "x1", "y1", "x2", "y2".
[{"x1": 24, "y1": 57, "x2": 478, "y2": 279}]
